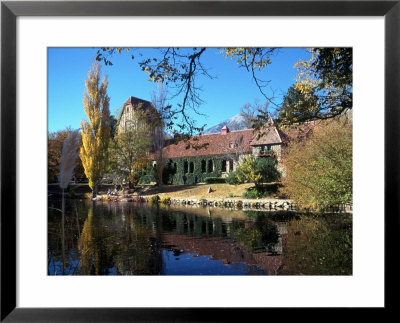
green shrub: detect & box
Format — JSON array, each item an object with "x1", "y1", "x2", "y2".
[
  {"x1": 226, "y1": 170, "x2": 244, "y2": 185},
  {"x1": 255, "y1": 157, "x2": 281, "y2": 183},
  {"x1": 242, "y1": 185, "x2": 279, "y2": 199},
  {"x1": 236, "y1": 155, "x2": 280, "y2": 186},
  {"x1": 205, "y1": 177, "x2": 226, "y2": 184},
  {"x1": 242, "y1": 188, "x2": 260, "y2": 199}
]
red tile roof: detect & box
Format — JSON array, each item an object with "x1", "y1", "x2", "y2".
[
  {"x1": 161, "y1": 117, "x2": 299, "y2": 159},
  {"x1": 163, "y1": 129, "x2": 256, "y2": 159},
  {"x1": 162, "y1": 128, "x2": 280, "y2": 160}
]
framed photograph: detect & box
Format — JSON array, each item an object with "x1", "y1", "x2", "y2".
[{"x1": 1, "y1": 0, "x2": 398, "y2": 321}]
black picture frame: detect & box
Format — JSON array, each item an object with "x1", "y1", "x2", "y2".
[{"x1": 1, "y1": 0, "x2": 398, "y2": 321}]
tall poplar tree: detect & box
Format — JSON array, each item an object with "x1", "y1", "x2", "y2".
[{"x1": 80, "y1": 62, "x2": 111, "y2": 196}]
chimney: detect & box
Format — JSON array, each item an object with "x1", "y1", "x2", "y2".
[{"x1": 221, "y1": 125, "x2": 229, "y2": 135}]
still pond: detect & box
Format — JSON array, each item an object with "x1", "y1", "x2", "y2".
[{"x1": 48, "y1": 199, "x2": 352, "y2": 275}]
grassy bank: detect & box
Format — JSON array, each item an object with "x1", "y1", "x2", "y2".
[
  {"x1": 139, "y1": 183, "x2": 284, "y2": 200},
  {"x1": 145, "y1": 183, "x2": 254, "y2": 199},
  {"x1": 48, "y1": 182, "x2": 282, "y2": 200}
]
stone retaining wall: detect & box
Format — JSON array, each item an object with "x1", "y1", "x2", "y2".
[
  {"x1": 90, "y1": 195, "x2": 352, "y2": 213},
  {"x1": 93, "y1": 194, "x2": 294, "y2": 210},
  {"x1": 145, "y1": 196, "x2": 295, "y2": 211}
]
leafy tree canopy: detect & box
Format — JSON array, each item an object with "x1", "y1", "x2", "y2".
[
  {"x1": 95, "y1": 47, "x2": 352, "y2": 134},
  {"x1": 278, "y1": 48, "x2": 352, "y2": 125},
  {"x1": 108, "y1": 107, "x2": 153, "y2": 188}
]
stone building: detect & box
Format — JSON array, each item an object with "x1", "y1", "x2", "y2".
[
  {"x1": 117, "y1": 96, "x2": 288, "y2": 185},
  {"x1": 117, "y1": 96, "x2": 159, "y2": 135},
  {"x1": 161, "y1": 117, "x2": 286, "y2": 184}
]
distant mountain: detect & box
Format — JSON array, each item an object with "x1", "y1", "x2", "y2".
[{"x1": 203, "y1": 114, "x2": 250, "y2": 134}]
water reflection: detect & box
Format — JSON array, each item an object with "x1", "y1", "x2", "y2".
[{"x1": 48, "y1": 200, "x2": 352, "y2": 275}]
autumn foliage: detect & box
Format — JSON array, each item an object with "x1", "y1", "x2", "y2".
[
  {"x1": 108, "y1": 108, "x2": 153, "y2": 188},
  {"x1": 279, "y1": 48, "x2": 352, "y2": 125},
  {"x1": 80, "y1": 62, "x2": 111, "y2": 191},
  {"x1": 281, "y1": 118, "x2": 352, "y2": 211}
]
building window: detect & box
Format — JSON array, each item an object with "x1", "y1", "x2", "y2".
[
  {"x1": 229, "y1": 160, "x2": 234, "y2": 171},
  {"x1": 267, "y1": 144, "x2": 272, "y2": 151},
  {"x1": 207, "y1": 160, "x2": 213, "y2": 173},
  {"x1": 201, "y1": 160, "x2": 206, "y2": 173},
  {"x1": 184, "y1": 161, "x2": 188, "y2": 173},
  {"x1": 189, "y1": 162, "x2": 194, "y2": 173},
  {"x1": 222, "y1": 160, "x2": 227, "y2": 172},
  {"x1": 260, "y1": 145, "x2": 265, "y2": 153},
  {"x1": 125, "y1": 121, "x2": 132, "y2": 131}
]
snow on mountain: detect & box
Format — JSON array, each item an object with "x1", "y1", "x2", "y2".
[{"x1": 202, "y1": 114, "x2": 250, "y2": 134}]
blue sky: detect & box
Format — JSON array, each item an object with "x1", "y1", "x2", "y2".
[{"x1": 48, "y1": 47, "x2": 311, "y2": 133}]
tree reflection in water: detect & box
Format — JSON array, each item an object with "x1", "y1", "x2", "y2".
[
  {"x1": 48, "y1": 200, "x2": 352, "y2": 275},
  {"x1": 279, "y1": 213, "x2": 352, "y2": 275}
]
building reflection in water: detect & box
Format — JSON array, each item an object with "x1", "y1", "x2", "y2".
[{"x1": 48, "y1": 200, "x2": 352, "y2": 275}]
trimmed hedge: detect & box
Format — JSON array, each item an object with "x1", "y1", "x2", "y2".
[
  {"x1": 205, "y1": 177, "x2": 226, "y2": 184},
  {"x1": 225, "y1": 169, "x2": 244, "y2": 185}
]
